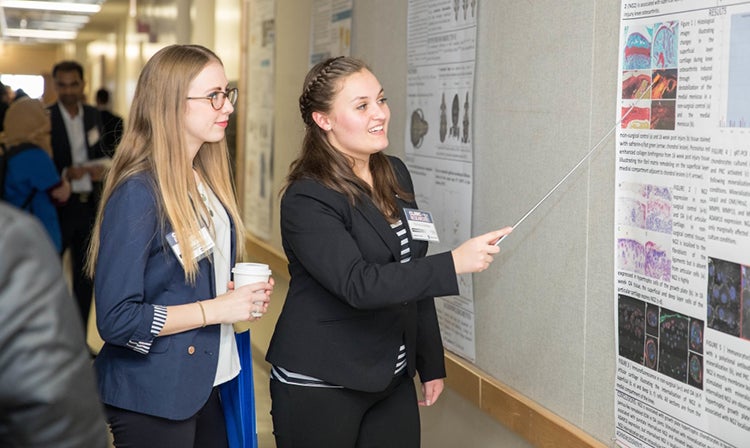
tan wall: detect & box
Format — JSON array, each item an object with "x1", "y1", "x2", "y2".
[{"x1": 0, "y1": 43, "x2": 63, "y2": 75}]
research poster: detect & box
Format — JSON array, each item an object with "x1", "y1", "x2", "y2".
[
  {"x1": 615, "y1": 1, "x2": 750, "y2": 447},
  {"x1": 243, "y1": 0, "x2": 276, "y2": 239},
  {"x1": 406, "y1": 0, "x2": 478, "y2": 361},
  {"x1": 308, "y1": 0, "x2": 352, "y2": 67}
]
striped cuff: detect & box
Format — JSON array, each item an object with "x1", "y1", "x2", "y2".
[{"x1": 126, "y1": 304, "x2": 167, "y2": 354}]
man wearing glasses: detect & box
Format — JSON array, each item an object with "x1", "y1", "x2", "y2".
[{"x1": 48, "y1": 60, "x2": 108, "y2": 341}]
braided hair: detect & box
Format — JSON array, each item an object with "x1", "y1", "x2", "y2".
[{"x1": 285, "y1": 56, "x2": 412, "y2": 220}]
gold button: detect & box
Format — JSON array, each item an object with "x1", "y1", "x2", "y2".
[{"x1": 188, "y1": 346, "x2": 196, "y2": 355}]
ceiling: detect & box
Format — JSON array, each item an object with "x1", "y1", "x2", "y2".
[{"x1": 0, "y1": 0, "x2": 130, "y2": 44}]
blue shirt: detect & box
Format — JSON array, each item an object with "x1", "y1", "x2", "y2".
[{"x1": 4, "y1": 147, "x2": 63, "y2": 251}]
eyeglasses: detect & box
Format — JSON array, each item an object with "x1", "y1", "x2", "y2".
[{"x1": 186, "y1": 88, "x2": 239, "y2": 110}]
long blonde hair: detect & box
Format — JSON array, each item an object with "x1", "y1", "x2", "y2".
[{"x1": 87, "y1": 44, "x2": 245, "y2": 283}]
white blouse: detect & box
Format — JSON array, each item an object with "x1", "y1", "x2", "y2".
[{"x1": 197, "y1": 181, "x2": 241, "y2": 386}]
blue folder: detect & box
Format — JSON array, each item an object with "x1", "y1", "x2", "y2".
[{"x1": 220, "y1": 330, "x2": 258, "y2": 448}]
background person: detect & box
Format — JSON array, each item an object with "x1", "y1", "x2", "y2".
[
  {"x1": 0, "y1": 202, "x2": 108, "y2": 448},
  {"x1": 1, "y1": 98, "x2": 71, "y2": 253},
  {"x1": 95, "y1": 87, "x2": 124, "y2": 155},
  {"x1": 48, "y1": 60, "x2": 108, "y2": 331},
  {"x1": 265, "y1": 56, "x2": 512, "y2": 448},
  {"x1": 86, "y1": 44, "x2": 272, "y2": 448}
]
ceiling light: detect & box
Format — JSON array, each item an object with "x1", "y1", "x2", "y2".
[
  {"x1": 4, "y1": 27, "x2": 77, "y2": 39},
  {"x1": 0, "y1": 1, "x2": 102, "y2": 14}
]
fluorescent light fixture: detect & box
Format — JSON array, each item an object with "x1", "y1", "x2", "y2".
[
  {"x1": 0, "y1": 1, "x2": 101, "y2": 14},
  {"x1": 4, "y1": 27, "x2": 77, "y2": 39}
]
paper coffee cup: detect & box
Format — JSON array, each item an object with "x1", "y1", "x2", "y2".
[{"x1": 232, "y1": 262, "x2": 271, "y2": 317}]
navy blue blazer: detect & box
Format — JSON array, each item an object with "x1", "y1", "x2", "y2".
[
  {"x1": 93, "y1": 173, "x2": 236, "y2": 420},
  {"x1": 266, "y1": 156, "x2": 458, "y2": 392}
]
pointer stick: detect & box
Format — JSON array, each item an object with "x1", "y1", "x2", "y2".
[{"x1": 494, "y1": 79, "x2": 654, "y2": 246}]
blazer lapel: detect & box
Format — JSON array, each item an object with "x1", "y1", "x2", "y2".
[{"x1": 355, "y1": 197, "x2": 402, "y2": 260}]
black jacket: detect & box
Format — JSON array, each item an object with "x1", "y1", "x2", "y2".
[
  {"x1": 266, "y1": 156, "x2": 458, "y2": 392},
  {"x1": 47, "y1": 103, "x2": 107, "y2": 204}
]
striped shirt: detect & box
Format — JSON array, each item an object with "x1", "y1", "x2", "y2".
[{"x1": 271, "y1": 219, "x2": 411, "y2": 387}]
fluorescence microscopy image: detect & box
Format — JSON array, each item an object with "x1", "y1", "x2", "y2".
[
  {"x1": 688, "y1": 353, "x2": 703, "y2": 389},
  {"x1": 619, "y1": 295, "x2": 704, "y2": 390},
  {"x1": 645, "y1": 335, "x2": 659, "y2": 370},
  {"x1": 619, "y1": 294, "x2": 646, "y2": 364},
  {"x1": 707, "y1": 257, "x2": 742, "y2": 337},
  {"x1": 658, "y1": 308, "x2": 690, "y2": 383},
  {"x1": 743, "y1": 265, "x2": 750, "y2": 341}
]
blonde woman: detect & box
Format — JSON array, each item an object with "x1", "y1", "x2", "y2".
[{"x1": 87, "y1": 44, "x2": 272, "y2": 447}]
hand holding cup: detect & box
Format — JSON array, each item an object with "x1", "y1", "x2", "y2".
[{"x1": 232, "y1": 263, "x2": 273, "y2": 318}]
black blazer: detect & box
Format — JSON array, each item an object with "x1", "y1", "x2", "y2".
[
  {"x1": 48, "y1": 103, "x2": 107, "y2": 203},
  {"x1": 48, "y1": 102, "x2": 109, "y2": 171},
  {"x1": 266, "y1": 156, "x2": 458, "y2": 392}
]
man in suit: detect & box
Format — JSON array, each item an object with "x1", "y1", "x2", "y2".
[
  {"x1": 95, "y1": 88, "x2": 124, "y2": 155},
  {"x1": 48, "y1": 60, "x2": 109, "y2": 334}
]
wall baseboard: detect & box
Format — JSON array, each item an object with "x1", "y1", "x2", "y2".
[
  {"x1": 245, "y1": 235, "x2": 605, "y2": 448},
  {"x1": 445, "y1": 353, "x2": 606, "y2": 448}
]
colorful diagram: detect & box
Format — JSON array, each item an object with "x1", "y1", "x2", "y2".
[{"x1": 621, "y1": 21, "x2": 679, "y2": 130}]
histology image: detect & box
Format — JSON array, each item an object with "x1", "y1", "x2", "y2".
[
  {"x1": 617, "y1": 237, "x2": 671, "y2": 281},
  {"x1": 622, "y1": 70, "x2": 652, "y2": 100},
  {"x1": 621, "y1": 100, "x2": 651, "y2": 129},
  {"x1": 707, "y1": 257, "x2": 742, "y2": 337},
  {"x1": 617, "y1": 238, "x2": 645, "y2": 275},
  {"x1": 617, "y1": 183, "x2": 673, "y2": 234},
  {"x1": 623, "y1": 24, "x2": 652, "y2": 70},
  {"x1": 616, "y1": 183, "x2": 672, "y2": 281},
  {"x1": 620, "y1": 21, "x2": 680, "y2": 131},
  {"x1": 651, "y1": 21, "x2": 678, "y2": 69},
  {"x1": 644, "y1": 241, "x2": 671, "y2": 282},
  {"x1": 651, "y1": 69, "x2": 678, "y2": 100},
  {"x1": 650, "y1": 100, "x2": 676, "y2": 130},
  {"x1": 743, "y1": 265, "x2": 750, "y2": 340}
]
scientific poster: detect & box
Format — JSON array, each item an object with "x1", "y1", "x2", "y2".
[
  {"x1": 308, "y1": 0, "x2": 352, "y2": 67},
  {"x1": 243, "y1": 0, "x2": 276, "y2": 239},
  {"x1": 615, "y1": 1, "x2": 750, "y2": 447},
  {"x1": 406, "y1": 0, "x2": 478, "y2": 361}
]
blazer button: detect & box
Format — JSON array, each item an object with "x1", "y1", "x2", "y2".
[{"x1": 188, "y1": 346, "x2": 196, "y2": 355}]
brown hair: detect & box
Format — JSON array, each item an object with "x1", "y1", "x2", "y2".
[{"x1": 286, "y1": 56, "x2": 411, "y2": 220}]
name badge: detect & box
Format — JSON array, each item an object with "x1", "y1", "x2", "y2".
[
  {"x1": 87, "y1": 127, "x2": 101, "y2": 146},
  {"x1": 166, "y1": 227, "x2": 215, "y2": 266},
  {"x1": 404, "y1": 208, "x2": 440, "y2": 242}
]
